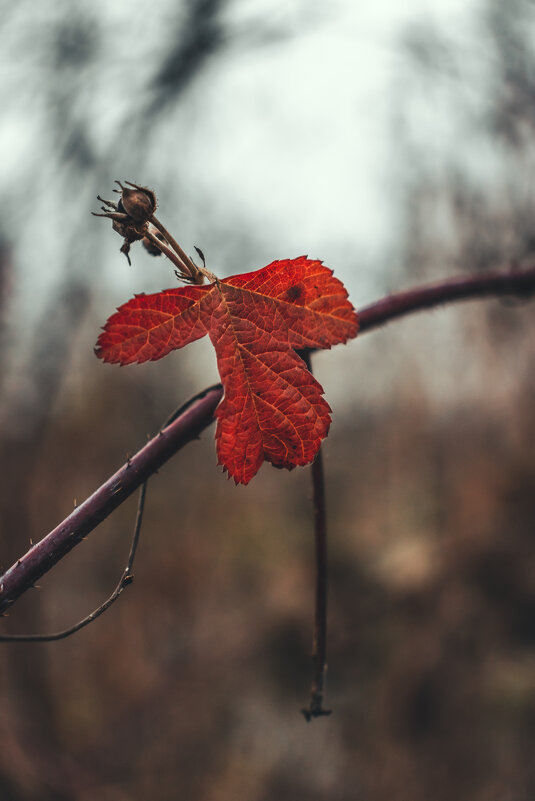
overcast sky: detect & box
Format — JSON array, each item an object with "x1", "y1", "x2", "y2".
[
  {"x1": 2, "y1": 0, "x2": 511, "y2": 417},
  {"x1": 0, "y1": 0, "x2": 478, "y2": 304}
]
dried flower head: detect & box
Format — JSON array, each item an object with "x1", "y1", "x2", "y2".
[
  {"x1": 116, "y1": 181, "x2": 156, "y2": 224},
  {"x1": 91, "y1": 182, "x2": 154, "y2": 265},
  {"x1": 93, "y1": 180, "x2": 213, "y2": 284}
]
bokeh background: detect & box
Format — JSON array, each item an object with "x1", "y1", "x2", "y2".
[{"x1": 1, "y1": 1, "x2": 535, "y2": 799}]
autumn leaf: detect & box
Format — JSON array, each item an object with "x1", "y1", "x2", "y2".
[{"x1": 96, "y1": 256, "x2": 358, "y2": 484}]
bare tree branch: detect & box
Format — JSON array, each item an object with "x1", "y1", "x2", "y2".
[
  {"x1": 0, "y1": 385, "x2": 223, "y2": 616},
  {"x1": 357, "y1": 264, "x2": 535, "y2": 333},
  {"x1": 0, "y1": 265, "x2": 534, "y2": 620},
  {"x1": 0, "y1": 483, "x2": 147, "y2": 642}
]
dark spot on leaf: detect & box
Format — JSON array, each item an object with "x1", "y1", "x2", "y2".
[{"x1": 284, "y1": 283, "x2": 305, "y2": 304}]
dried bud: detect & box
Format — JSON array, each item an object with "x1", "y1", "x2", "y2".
[
  {"x1": 142, "y1": 231, "x2": 166, "y2": 256},
  {"x1": 111, "y1": 218, "x2": 145, "y2": 245},
  {"x1": 110, "y1": 216, "x2": 147, "y2": 266},
  {"x1": 117, "y1": 181, "x2": 156, "y2": 223},
  {"x1": 94, "y1": 182, "x2": 203, "y2": 279},
  {"x1": 120, "y1": 240, "x2": 132, "y2": 265}
]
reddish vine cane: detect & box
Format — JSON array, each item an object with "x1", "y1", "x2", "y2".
[
  {"x1": 0, "y1": 181, "x2": 534, "y2": 720},
  {"x1": 1, "y1": 266, "x2": 533, "y2": 692}
]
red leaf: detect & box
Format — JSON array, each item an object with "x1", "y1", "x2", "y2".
[{"x1": 96, "y1": 257, "x2": 358, "y2": 483}]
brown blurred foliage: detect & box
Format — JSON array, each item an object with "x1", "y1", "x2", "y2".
[{"x1": 1, "y1": 309, "x2": 534, "y2": 801}]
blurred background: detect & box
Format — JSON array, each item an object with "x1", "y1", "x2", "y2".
[{"x1": 0, "y1": 0, "x2": 534, "y2": 799}]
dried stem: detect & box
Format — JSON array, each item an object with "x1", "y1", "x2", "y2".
[
  {"x1": 144, "y1": 228, "x2": 196, "y2": 281},
  {"x1": 0, "y1": 266, "x2": 534, "y2": 618},
  {"x1": 150, "y1": 215, "x2": 204, "y2": 283},
  {"x1": 301, "y1": 350, "x2": 332, "y2": 721}
]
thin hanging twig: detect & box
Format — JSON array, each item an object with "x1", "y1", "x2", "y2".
[
  {"x1": 301, "y1": 350, "x2": 332, "y2": 720},
  {"x1": 0, "y1": 384, "x2": 223, "y2": 617},
  {"x1": 0, "y1": 483, "x2": 147, "y2": 642},
  {"x1": 0, "y1": 397, "x2": 205, "y2": 642}
]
